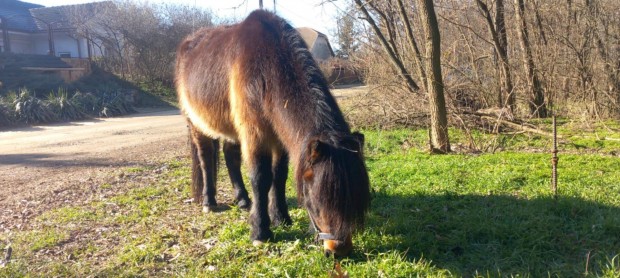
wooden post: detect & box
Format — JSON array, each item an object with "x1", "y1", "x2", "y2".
[
  {"x1": 551, "y1": 116, "x2": 558, "y2": 198},
  {"x1": 47, "y1": 23, "x2": 55, "y2": 56},
  {"x1": 1, "y1": 17, "x2": 11, "y2": 53}
]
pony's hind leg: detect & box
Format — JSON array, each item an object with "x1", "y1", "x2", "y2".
[
  {"x1": 223, "y1": 141, "x2": 251, "y2": 210},
  {"x1": 269, "y1": 150, "x2": 292, "y2": 226},
  {"x1": 189, "y1": 122, "x2": 219, "y2": 212}
]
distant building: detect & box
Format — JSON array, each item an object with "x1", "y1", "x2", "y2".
[
  {"x1": 295, "y1": 27, "x2": 361, "y2": 85},
  {"x1": 296, "y1": 27, "x2": 334, "y2": 62},
  {"x1": 0, "y1": 0, "x2": 109, "y2": 58}
]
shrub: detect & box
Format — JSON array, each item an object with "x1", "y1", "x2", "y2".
[
  {"x1": 1, "y1": 87, "x2": 139, "y2": 126},
  {"x1": 71, "y1": 91, "x2": 101, "y2": 115},
  {"x1": 0, "y1": 102, "x2": 15, "y2": 127},
  {"x1": 13, "y1": 88, "x2": 56, "y2": 124},
  {"x1": 47, "y1": 88, "x2": 87, "y2": 121},
  {"x1": 99, "y1": 91, "x2": 136, "y2": 117}
]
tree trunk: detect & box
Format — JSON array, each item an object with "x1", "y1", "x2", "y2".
[
  {"x1": 585, "y1": 0, "x2": 620, "y2": 115},
  {"x1": 514, "y1": 0, "x2": 548, "y2": 118},
  {"x1": 418, "y1": 0, "x2": 450, "y2": 153},
  {"x1": 496, "y1": 0, "x2": 516, "y2": 110},
  {"x1": 475, "y1": 0, "x2": 514, "y2": 110}
]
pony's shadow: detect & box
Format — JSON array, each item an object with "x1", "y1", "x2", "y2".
[
  {"x1": 343, "y1": 193, "x2": 620, "y2": 276},
  {"x1": 229, "y1": 193, "x2": 619, "y2": 276},
  {"x1": 207, "y1": 204, "x2": 233, "y2": 213}
]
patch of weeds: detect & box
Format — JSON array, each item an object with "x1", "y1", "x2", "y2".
[
  {"x1": 38, "y1": 206, "x2": 102, "y2": 224},
  {"x1": 599, "y1": 255, "x2": 620, "y2": 277},
  {"x1": 18, "y1": 228, "x2": 71, "y2": 252},
  {"x1": 124, "y1": 166, "x2": 148, "y2": 174},
  {"x1": 100, "y1": 182, "x2": 113, "y2": 190},
  {"x1": 109, "y1": 186, "x2": 168, "y2": 206},
  {"x1": 344, "y1": 251, "x2": 451, "y2": 277},
  {"x1": 115, "y1": 236, "x2": 168, "y2": 268}
]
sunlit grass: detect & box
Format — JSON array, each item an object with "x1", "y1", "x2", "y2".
[{"x1": 1, "y1": 128, "x2": 619, "y2": 276}]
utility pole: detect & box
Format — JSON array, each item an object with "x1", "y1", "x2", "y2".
[{"x1": 259, "y1": 0, "x2": 263, "y2": 9}]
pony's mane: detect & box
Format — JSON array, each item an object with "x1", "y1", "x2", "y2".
[
  {"x1": 241, "y1": 10, "x2": 349, "y2": 135},
  {"x1": 240, "y1": 11, "x2": 369, "y2": 238},
  {"x1": 176, "y1": 10, "x2": 370, "y2": 245}
]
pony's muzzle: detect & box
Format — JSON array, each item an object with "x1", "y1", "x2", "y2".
[{"x1": 323, "y1": 237, "x2": 353, "y2": 257}]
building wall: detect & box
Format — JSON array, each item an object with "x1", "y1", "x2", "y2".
[
  {"x1": 31, "y1": 32, "x2": 50, "y2": 55},
  {"x1": 5, "y1": 30, "x2": 98, "y2": 58},
  {"x1": 311, "y1": 36, "x2": 333, "y2": 62},
  {"x1": 54, "y1": 32, "x2": 82, "y2": 58},
  {"x1": 6, "y1": 31, "x2": 34, "y2": 54}
]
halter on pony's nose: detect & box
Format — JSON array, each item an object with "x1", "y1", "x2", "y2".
[
  {"x1": 308, "y1": 209, "x2": 353, "y2": 256},
  {"x1": 307, "y1": 211, "x2": 336, "y2": 241}
]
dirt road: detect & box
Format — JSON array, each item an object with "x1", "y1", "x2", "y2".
[
  {"x1": 0, "y1": 108, "x2": 188, "y2": 230},
  {"x1": 0, "y1": 87, "x2": 364, "y2": 232}
]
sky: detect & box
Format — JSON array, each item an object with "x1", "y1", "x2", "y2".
[{"x1": 22, "y1": 0, "x2": 345, "y2": 41}]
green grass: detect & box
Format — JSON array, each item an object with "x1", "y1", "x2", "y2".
[{"x1": 1, "y1": 128, "x2": 619, "y2": 276}]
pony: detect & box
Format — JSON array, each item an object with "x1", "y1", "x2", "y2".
[{"x1": 175, "y1": 10, "x2": 370, "y2": 256}]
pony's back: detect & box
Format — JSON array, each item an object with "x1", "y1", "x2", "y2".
[{"x1": 176, "y1": 10, "x2": 348, "y2": 152}]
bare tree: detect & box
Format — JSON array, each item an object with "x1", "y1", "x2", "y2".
[
  {"x1": 474, "y1": 0, "x2": 514, "y2": 110},
  {"x1": 353, "y1": 0, "x2": 450, "y2": 152},
  {"x1": 585, "y1": 0, "x2": 620, "y2": 115},
  {"x1": 68, "y1": 2, "x2": 214, "y2": 86},
  {"x1": 513, "y1": 0, "x2": 547, "y2": 117},
  {"x1": 353, "y1": 0, "x2": 420, "y2": 93},
  {"x1": 417, "y1": 0, "x2": 450, "y2": 152}
]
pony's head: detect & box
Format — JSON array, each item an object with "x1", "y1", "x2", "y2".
[{"x1": 296, "y1": 131, "x2": 370, "y2": 256}]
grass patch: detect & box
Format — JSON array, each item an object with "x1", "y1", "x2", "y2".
[
  {"x1": 19, "y1": 228, "x2": 71, "y2": 252},
  {"x1": 1, "y1": 128, "x2": 619, "y2": 276}
]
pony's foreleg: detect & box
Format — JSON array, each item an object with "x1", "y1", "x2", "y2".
[
  {"x1": 269, "y1": 150, "x2": 292, "y2": 226},
  {"x1": 223, "y1": 141, "x2": 251, "y2": 210},
  {"x1": 247, "y1": 150, "x2": 274, "y2": 245},
  {"x1": 189, "y1": 123, "x2": 219, "y2": 212}
]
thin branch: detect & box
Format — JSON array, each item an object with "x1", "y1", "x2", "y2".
[{"x1": 354, "y1": 0, "x2": 420, "y2": 92}]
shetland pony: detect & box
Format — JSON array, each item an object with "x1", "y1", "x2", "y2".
[{"x1": 175, "y1": 10, "x2": 370, "y2": 256}]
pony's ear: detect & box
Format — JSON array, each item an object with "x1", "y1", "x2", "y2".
[
  {"x1": 307, "y1": 139, "x2": 328, "y2": 164},
  {"x1": 352, "y1": 132, "x2": 365, "y2": 147},
  {"x1": 347, "y1": 132, "x2": 365, "y2": 153}
]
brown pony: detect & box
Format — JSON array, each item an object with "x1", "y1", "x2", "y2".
[{"x1": 175, "y1": 10, "x2": 370, "y2": 256}]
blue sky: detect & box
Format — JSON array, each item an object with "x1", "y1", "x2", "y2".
[{"x1": 22, "y1": 0, "x2": 344, "y2": 40}]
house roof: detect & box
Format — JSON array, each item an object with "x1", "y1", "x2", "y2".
[
  {"x1": 29, "y1": 1, "x2": 113, "y2": 30},
  {"x1": 0, "y1": 0, "x2": 43, "y2": 32},
  {"x1": 296, "y1": 27, "x2": 335, "y2": 57},
  {"x1": 0, "y1": 0, "x2": 112, "y2": 32}
]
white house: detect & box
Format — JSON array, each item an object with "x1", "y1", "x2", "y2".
[{"x1": 0, "y1": 0, "x2": 107, "y2": 58}]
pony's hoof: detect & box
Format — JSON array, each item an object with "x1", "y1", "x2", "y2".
[
  {"x1": 238, "y1": 199, "x2": 251, "y2": 210},
  {"x1": 202, "y1": 206, "x2": 216, "y2": 213},
  {"x1": 271, "y1": 216, "x2": 292, "y2": 227},
  {"x1": 252, "y1": 240, "x2": 267, "y2": 247}
]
